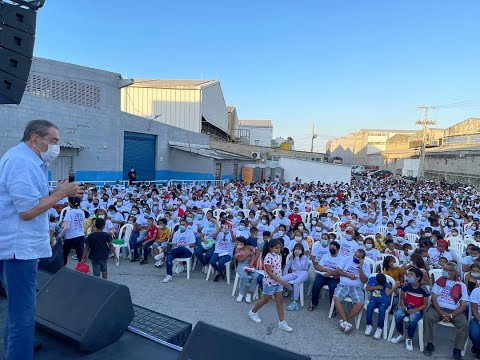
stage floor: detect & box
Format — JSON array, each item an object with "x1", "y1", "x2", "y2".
[{"x1": 0, "y1": 298, "x2": 179, "y2": 360}]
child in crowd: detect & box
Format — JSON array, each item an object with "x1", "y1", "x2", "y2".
[
  {"x1": 391, "y1": 267, "x2": 430, "y2": 351},
  {"x1": 464, "y1": 263, "x2": 480, "y2": 294},
  {"x1": 282, "y1": 242, "x2": 309, "y2": 311},
  {"x1": 153, "y1": 218, "x2": 171, "y2": 267},
  {"x1": 365, "y1": 237, "x2": 381, "y2": 261},
  {"x1": 235, "y1": 236, "x2": 259, "y2": 303},
  {"x1": 81, "y1": 218, "x2": 118, "y2": 279},
  {"x1": 374, "y1": 232, "x2": 386, "y2": 252},
  {"x1": 384, "y1": 239, "x2": 399, "y2": 259},
  {"x1": 248, "y1": 238, "x2": 293, "y2": 332},
  {"x1": 365, "y1": 273, "x2": 400, "y2": 339},
  {"x1": 399, "y1": 243, "x2": 413, "y2": 265},
  {"x1": 383, "y1": 255, "x2": 403, "y2": 282}
]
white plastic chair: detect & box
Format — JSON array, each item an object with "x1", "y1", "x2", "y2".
[
  {"x1": 377, "y1": 226, "x2": 388, "y2": 236},
  {"x1": 310, "y1": 211, "x2": 320, "y2": 220},
  {"x1": 273, "y1": 208, "x2": 281, "y2": 217},
  {"x1": 172, "y1": 256, "x2": 193, "y2": 279},
  {"x1": 464, "y1": 235, "x2": 476, "y2": 246},
  {"x1": 405, "y1": 233, "x2": 419, "y2": 245},
  {"x1": 213, "y1": 209, "x2": 223, "y2": 220},
  {"x1": 202, "y1": 208, "x2": 212, "y2": 215},
  {"x1": 299, "y1": 211, "x2": 309, "y2": 224},
  {"x1": 113, "y1": 224, "x2": 134, "y2": 264},
  {"x1": 206, "y1": 260, "x2": 231, "y2": 284},
  {"x1": 388, "y1": 314, "x2": 424, "y2": 351},
  {"x1": 449, "y1": 239, "x2": 466, "y2": 257},
  {"x1": 355, "y1": 273, "x2": 395, "y2": 339},
  {"x1": 333, "y1": 221, "x2": 343, "y2": 231},
  {"x1": 155, "y1": 213, "x2": 165, "y2": 223},
  {"x1": 429, "y1": 268, "x2": 443, "y2": 283},
  {"x1": 364, "y1": 257, "x2": 376, "y2": 273}
]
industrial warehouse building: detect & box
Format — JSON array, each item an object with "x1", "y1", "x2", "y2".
[{"x1": 0, "y1": 58, "x2": 251, "y2": 182}]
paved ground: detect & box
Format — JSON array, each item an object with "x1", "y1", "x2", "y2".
[{"x1": 70, "y1": 256, "x2": 466, "y2": 360}]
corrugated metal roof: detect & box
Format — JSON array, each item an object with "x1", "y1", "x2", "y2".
[
  {"x1": 129, "y1": 79, "x2": 218, "y2": 89},
  {"x1": 59, "y1": 138, "x2": 87, "y2": 149},
  {"x1": 170, "y1": 144, "x2": 251, "y2": 160},
  {"x1": 239, "y1": 120, "x2": 273, "y2": 127}
]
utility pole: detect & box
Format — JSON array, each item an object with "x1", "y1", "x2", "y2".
[
  {"x1": 416, "y1": 106, "x2": 437, "y2": 178},
  {"x1": 311, "y1": 123, "x2": 318, "y2": 152}
]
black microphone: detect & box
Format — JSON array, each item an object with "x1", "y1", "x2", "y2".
[{"x1": 68, "y1": 169, "x2": 75, "y2": 183}]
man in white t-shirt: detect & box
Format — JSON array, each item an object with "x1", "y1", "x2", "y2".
[
  {"x1": 162, "y1": 218, "x2": 196, "y2": 283},
  {"x1": 333, "y1": 249, "x2": 370, "y2": 333},
  {"x1": 423, "y1": 262, "x2": 468, "y2": 359}
]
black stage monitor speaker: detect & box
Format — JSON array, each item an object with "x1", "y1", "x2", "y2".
[
  {"x1": 179, "y1": 321, "x2": 312, "y2": 360},
  {"x1": 35, "y1": 267, "x2": 135, "y2": 352},
  {"x1": 0, "y1": 1, "x2": 38, "y2": 104}
]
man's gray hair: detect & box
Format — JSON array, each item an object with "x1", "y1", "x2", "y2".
[
  {"x1": 445, "y1": 262, "x2": 458, "y2": 273},
  {"x1": 22, "y1": 120, "x2": 58, "y2": 142}
]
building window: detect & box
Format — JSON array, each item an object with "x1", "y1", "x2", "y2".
[
  {"x1": 233, "y1": 164, "x2": 238, "y2": 181},
  {"x1": 215, "y1": 163, "x2": 222, "y2": 180}
]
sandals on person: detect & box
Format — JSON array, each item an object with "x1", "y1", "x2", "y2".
[{"x1": 308, "y1": 304, "x2": 316, "y2": 311}]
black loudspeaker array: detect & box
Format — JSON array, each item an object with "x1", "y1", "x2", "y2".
[{"x1": 0, "y1": 1, "x2": 37, "y2": 104}]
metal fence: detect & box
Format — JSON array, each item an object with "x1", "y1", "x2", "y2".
[{"x1": 48, "y1": 179, "x2": 228, "y2": 188}]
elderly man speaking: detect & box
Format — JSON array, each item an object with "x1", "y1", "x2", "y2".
[{"x1": 0, "y1": 120, "x2": 79, "y2": 360}]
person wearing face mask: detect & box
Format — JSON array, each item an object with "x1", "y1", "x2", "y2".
[
  {"x1": 423, "y1": 263, "x2": 469, "y2": 359},
  {"x1": 256, "y1": 216, "x2": 273, "y2": 243},
  {"x1": 364, "y1": 237, "x2": 381, "y2": 261},
  {"x1": 427, "y1": 239, "x2": 453, "y2": 267},
  {"x1": 405, "y1": 219, "x2": 418, "y2": 235},
  {"x1": 210, "y1": 221, "x2": 236, "y2": 282},
  {"x1": 235, "y1": 219, "x2": 250, "y2": 239},
  {"x1": 281, "y1": 243, "x2": 309, "y2": 311},
  {"x1": 0, "y1": 120, "x2": 81, "y2": 359},
  {"x1": 151, "y1": 218, "x2": 171, "y2": 267},
  {"x1": 311, "y1": 234, "x2": 331, "y2": 262},
  {"x1": 195, "y1": 217, "x2": 218, "y2": 272},
  {"x1": 57, "y1": 197, "x2": 86, "y2": 266},
  {"x1": 393, "y1": 229, "x2": 407, "y2": 250},
  {"x1": 469, "y1": 278, "x2": 480, "y2": 359},
  {"x1": 162, "y1": 218, "x2": 196, "y2": 283},
  {"x1": 358, "y1": 218, "x2": 377, "y2": 236},
  {"x1": 309, "y1": 221, "x2": 324, "y2": 242},
  {"x1": 107, "y1": 205, "x2": 125, "y2": 235},
  {"x1": 288, "y1": 230, "x2": 310, "y2": 255},
  {"x1": 334, "y1": 249, "x2": 371, "y2": 333},
  {"x1": 390, "y1": 267, "x2": 430, "y2": 351},
  {"x1": 338, "y1": 227, "x2": 360, "y2": 257},
  {"x1": 310, "y1": 241, "x2": 343, "y2": 311}
]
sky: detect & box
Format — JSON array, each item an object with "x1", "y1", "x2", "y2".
[{"x1": 33, "y1": 0, "x2": 480, "y2": 152}]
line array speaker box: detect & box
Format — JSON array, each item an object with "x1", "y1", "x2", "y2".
[
  {"x1": 35, "y1": 267, "x2": 135, "y2": 352},
  {"x1": 0, "y1": 1, "x2": 38, "y2": 104},
  {"x1": 179, "y1": 321, "x2": 312, "y2": 360}
]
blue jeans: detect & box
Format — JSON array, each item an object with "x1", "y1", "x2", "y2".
[
  {"x1": 0, "y1": 259, "x2": 38, "y2": 360},
  {"x1": 236, "y1": 262, "x2": 258, "y2": 295},
  {"x1": 470, "y1": 319, "x2": 480, "y2": 352},
  {"x1": 165, "y1": 247, "x2": 192, "y2": 276},
  {"x1": 394, "y1": 306, "x2": 423, "y2": 339},
  {"x1": 311, "y1": 274, "x2": 340, "y2": 306},
  {"x1": 194, "y1": 238, "x2": 215, "y2": 266},
  {"x1": 209, "y1": 253, "x2": 231, "y2": 274},
  {"x1": 366, "y1": 298, "x2": 389, "y2": 327}
]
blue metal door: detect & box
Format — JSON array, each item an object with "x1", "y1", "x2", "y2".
[{"x1": 123, "y1": 132, "x2": 156, "y2": 181}]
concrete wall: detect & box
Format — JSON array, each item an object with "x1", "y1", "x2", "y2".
[
  {"x1": 278, "y1": 157, "x2": 351, "y2": 184},
  {"x1": 210, "y1": 140, "x2": 327, "y2": 161},
  {"x1": 238, "y1": 125, "x2": 273, "y2": 147},
  {"x1": 425, "y1": 151, "x2": 480, "y2": 187},
  {"x1": 0, "y1": 57, "x2": 210, "y2": 181}
]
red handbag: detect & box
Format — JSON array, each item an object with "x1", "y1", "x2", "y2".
[{"x1": 75, "y1": 262, "x2": 90, "y2": 273}]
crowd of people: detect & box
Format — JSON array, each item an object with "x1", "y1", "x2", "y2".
[{"x1": 53, "y1": 175, "x2": 480, "y2": 360}]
